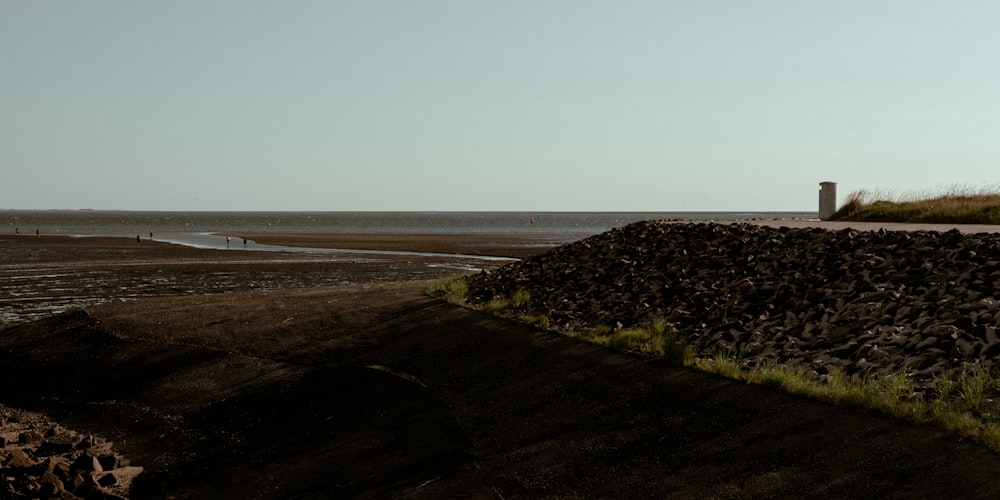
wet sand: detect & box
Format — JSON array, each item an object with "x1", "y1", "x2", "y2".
[
  {"x1": 0, "y1": 233, "x2": 551, "y2": 325},
  {"x1": 239, "y1": 231, "x2": 573, "y2": 259}
]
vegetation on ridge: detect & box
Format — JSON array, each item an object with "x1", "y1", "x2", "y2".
[
  {"x1": 428, "y1": 275, "x2": 1000, "y2": 453},
  {"x1": 830, "y1": 185, "x2": 1000, "y2": 224}
]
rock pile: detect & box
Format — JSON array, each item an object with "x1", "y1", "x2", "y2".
[
  {"x1": 466, "y1": 221, "x2": 1000, "y2": 388},
  {"x1": 1, "y1": 404, "x2": 140, "y2": 499}
]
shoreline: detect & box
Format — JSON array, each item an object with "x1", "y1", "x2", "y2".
[
  {"x1": 7, "y1": 215, "x2": 999, "y2": 255},
  {"x1": 2, "y1": 231, "x2": 568, "y2": 258},
  {"x1": 4, "y1": 222, "x2": 1000, "y2": 496},
  {"x1": 232, "y1": 231, "x2": 574, "y2": 259},
  {"x1": 0, "y1": 232, "x2": 550, "y2": 326},
  {"x1": 5, "y1": 220, "x2": 1000, "y2": 326}
]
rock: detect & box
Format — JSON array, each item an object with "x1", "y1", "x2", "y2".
[
  {"x1": 954, "y1": 338, "x2": 977, "y2": 358},
  {"x1": 18, "y1": 430, "x2": 44, "y2": 445},
  {"x1": 39, "y1": 471, "x2": 65, "y2": 496},
  {"x1": 76, "y1": 435, "x2": 96, "y2": 450},
  {"x1": 5, "y1": 447, "x2": 36, "y2": 468},
  {"x1": 0, "y1": 402, "x2": 144, "y2": 497},
  {"x1": 47, "y1": 456, "x2": 72, "y2": 481},
  {"x1": 98, "y1": 472, "x2": 118, "y2": 487},
  {"x1": 67, "y1": 472, "x2": 87, "y2": 492},
  {"x1": 96, "y1": 454, "x2": 119, "y2": 471},
  {"x1": 36, "y1": 437, "x2": 77, "y2": 456},
  {"x1": 465, "y1": 220, "x2": 1000, "y2": 388},
  {"x1": 71, "y1": 455, "x2": 103, "y2": 474},
  {"x1": 73, "y1": 472, "x2": 101, "y2": 497}
]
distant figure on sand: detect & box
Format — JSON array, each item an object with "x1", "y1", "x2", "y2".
[
  {"x1": 36, "y1": 229, "x2": 39, "y2": 237},
  {"x1": 226, "y1": 236, "x2": 231, "y2": 247},
  {"x1": 15, "y1": 227, "x2": 18, "y2": 235},
  {"x1": 150, "y1": 231, "x2": 154, "y2": 240},
  {"x1": 137, "y1": 234, "x2": 141, "y2": 244},
  {"x1": 243, "y1": 237, "x2": 247, "y2": 246}
]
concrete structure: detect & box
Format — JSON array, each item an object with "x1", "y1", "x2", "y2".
[{"x1": 819, "y1": 182, "x2": 838, "y2": 220}]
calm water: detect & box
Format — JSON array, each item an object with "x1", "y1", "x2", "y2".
[{"x1": 2, "y1": 210, "x2": 817, "y2": 241}]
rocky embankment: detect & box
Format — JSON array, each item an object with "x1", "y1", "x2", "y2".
[
  {"x1": 467, "y1": 221, "x2": 1000, "y2": 390},
  {"x1": 1, "y1": 404, "x2": 139, "y2": 499}
]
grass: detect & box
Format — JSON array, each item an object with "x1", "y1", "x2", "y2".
[
  {"x1": 427, "y1": 275, "x2": 1000, "y2": 453},
  {"x1": 600, "y1": 319, "x2": 695, "y2": 365},
  {"x1": 694, "y1": 356, "x2": 1000, "y2": 450},
  {"x1": 425, "y1": 274, "x2": 468, "y2": 305},
  {"x1": 830, "y1": 185, "x2": 1000, "y2": 224}
]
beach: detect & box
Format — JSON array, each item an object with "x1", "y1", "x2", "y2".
[
  {"x1": 3, "y1": 227, "x2": 1000, "y2": 498},
  {"x1": 0, "y1": 233, "x2": 547, "y2": 325}
]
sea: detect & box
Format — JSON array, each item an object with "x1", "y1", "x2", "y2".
[{"x1": 2, "y1": 210, "x2": 817, "y2": 249}]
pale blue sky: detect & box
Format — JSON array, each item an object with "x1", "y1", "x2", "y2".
[{"x1": 2, "y1": 1, "x2": 998, "y2": 211}]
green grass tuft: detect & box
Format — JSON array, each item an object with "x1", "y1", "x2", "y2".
[
  {"x1": 696, "y1": 353, "x2": 1000, "y2": 453},
  {"x1": 425, "y1": 274, "x2": 469, "y2": 305},
  {"x1": 512, "y1": 289, "x2": 531, "y2": 308}
]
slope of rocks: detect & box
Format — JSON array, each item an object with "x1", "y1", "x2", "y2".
[
  {"x1": 466, "y1": 221, "x2": 1000, "y2": 389},
  {"x1": 1, "y1": 404, "x2": 139, "y2": 499}
]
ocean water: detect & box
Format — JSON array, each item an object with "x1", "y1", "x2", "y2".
[{"x1": 2, "y1": 210, "x2": 817, "y2": 241}]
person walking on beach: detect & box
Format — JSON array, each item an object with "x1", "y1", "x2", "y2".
[
  {"x1": 137, "y1": 234, "x2": 141, "y2": 244},
  {"x1": 226, "y1": 236, "x2": 231, "y2": 247}
]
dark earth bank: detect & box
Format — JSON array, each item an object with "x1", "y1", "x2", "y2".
[{"x1": 2, "y1": 282, "x2": 1000, "y2": 498}]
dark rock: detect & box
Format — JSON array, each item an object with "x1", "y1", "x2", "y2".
[
  {"x1": 5, "y1": 447, "x2": 36, "y2": 469},
  {"x1": 39, "y1": 471, "x2": 65, "y2": 497},
  {"x1": 75, "y1": 435, "x2": 96, "y2": 450},
  {"x1": 36, "y1": 437, "x2": 76, "y2": 456},
  {"x1": 18, "y1": 430, "x2": 43, "y2": 445},
  {"x1": 465, "y1": 220, "x2": 1000, "y2": 388},
  {"x1": 59, "y1": 490, "x2": 85, "y2": 500},
  {"x1": 46, "y1": 456, "x2": 72, "y2": 481},
  {"x1": 96, "y1": 454, "x2": 118, "y2": 471},
  {"x1": 98, "y1": 472, "x2": 118, "y2": 487},
  {"x1": 71, "y1": 455, "x2": 103, "y2": 474},
  {"x1": 67, "y1": 472, "x2": 87, "y2": 492}
]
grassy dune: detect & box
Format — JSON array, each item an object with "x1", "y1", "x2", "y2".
[{"x1": 830, "y1": 186, "x2": 1000, "y2": 224}]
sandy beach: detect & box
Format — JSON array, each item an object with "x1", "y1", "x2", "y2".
[{"x1": 3, "y1": 228, "x2": 1000, "y2": 498}]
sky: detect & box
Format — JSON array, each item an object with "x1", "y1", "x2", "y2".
[{"x1": 2, "y1": 1, "x2": 999, "y2": 212}]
